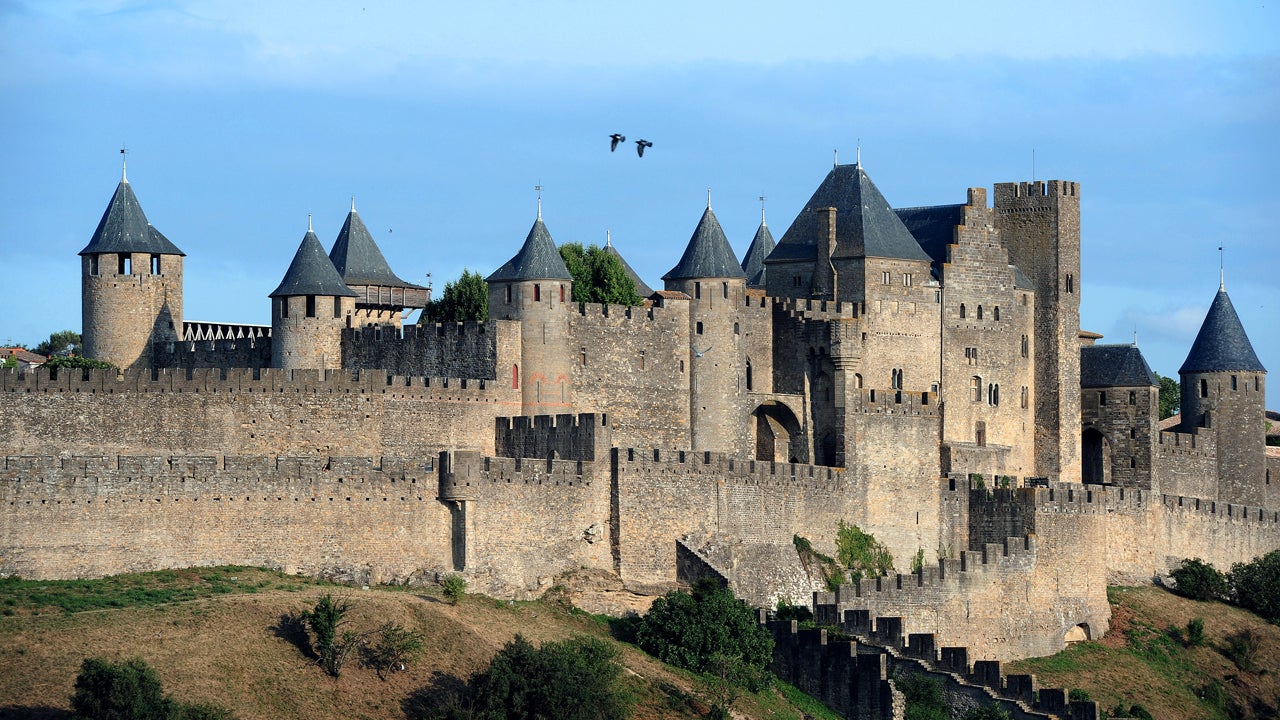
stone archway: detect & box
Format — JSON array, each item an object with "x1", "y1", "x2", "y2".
[
  {"x1": 1082, "y1": 427, "x2": 1112, "y2": 485},
  {"x1": 1064, "y1": 623, "x2": 1090, "y2": 645},
  {"x1": 753, "y1": 402, "x2": 807, "y2": 463}
]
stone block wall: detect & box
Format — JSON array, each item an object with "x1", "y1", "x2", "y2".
[{"x1": 340, "y1": 320, "x2": 513, "y2": 381}]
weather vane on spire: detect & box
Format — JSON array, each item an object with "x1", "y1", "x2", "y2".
[
  {"x1": 833, "y1": 149, "x2": 838, "y2": 168},
  {"x1": 1219, "y1": 245, "x2": 1225, "y2": 291},
  {"x1": 606, "y1": 229, "x2": 612, "y2": 247},
  {"x1": 535, "y1": 183, "x2": 543, "y2": 219},
  {"x1": 120, "y1": 144, "x2": 128, "y2": 182},
  {"x1": 759, "y1": 195, "x2": 767, "y2": 224},
  {"x1": 857, "y1": 139, "x2": 861, "y2": 167},
  {"x1": 351, "y1": 195, "x2": 356, "y2": 213},
  {"x1": 308, "y1": 212, "x2": 313, "y2": 232},
  {"x1": 706, "y1": 187, "x2": 712, "y2": 210}
]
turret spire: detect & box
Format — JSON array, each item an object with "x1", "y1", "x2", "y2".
[
  {"x1": 535, "y1": 183, "x2": 543, "y2": 219},
  {"x1": 759, "y1": 195, "x2": 767, "y2": 225},
  {"x1": 120, "y1": 145, "x2": 128, "y2": 182},
  {"x1": 1219, "y1": 245, "x2": 1225, "y2": 291},
  {"x1": 606, "y1": 229, "x2": 612, "y2": 248},
  {"x1": 351, "y1": 195, "x2": 356, "y2": 213},
  {"x1": 706, "y1": 187, "x2": 712, "y2": 210},
  {"x1": 308, "y1": 213, "x2": 313, "y2": 232}
]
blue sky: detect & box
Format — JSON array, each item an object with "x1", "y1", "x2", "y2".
[{"x1": 2, "y1": 1, "x2": 1277, "y2": 408}]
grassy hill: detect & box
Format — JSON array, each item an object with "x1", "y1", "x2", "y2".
[
  {"x1": 1007, "y1": 586, "x2": 1279, "y2": 720},
  {"x1": 0, "y1": 568, "x2": 834, "y2": 720}
]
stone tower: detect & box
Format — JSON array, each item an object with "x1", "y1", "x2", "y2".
[
  {"x1": 663, "y1": 200, "x2": 749, "y2": 454},
  {"x1": 328, "y1": 200, "x2": 428, "y2": 329},
  {"x1": 486, "y1": 211, "x2": 574, "y2": 414},
  {"x1": 80, "y1": 165, "x2": 185, "y2": 369},
  {"x1": 1178, "y1": 286, "x2": 1268, "y2": 505},
  {"x1": 269, "y1": 221, "x2": 358, "y2": 370},
  {"x1": 740, "y1": 207, "x2": 775, "y2": 289},
  {"x1": 993, "y1": 180, "x2": 1082, "y2": 483}
]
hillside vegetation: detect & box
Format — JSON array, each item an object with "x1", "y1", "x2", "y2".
[
  {"x1": 1008, "y1": 586, "x2": 1279, "y2": 720},
  {"x1": 0, "y1": 568, "x2": 834, "y2": 720}
]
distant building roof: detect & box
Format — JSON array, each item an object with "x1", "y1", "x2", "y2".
[
  {"x1": 602, "y1": 237, "x2": 654, "y2": 297},
  {"x1": 663, "y1": 206, "x2": 745, "y2": 281},
  {"x1": 1179, "y1": 289, "x2": 1266, "y2": 374},
  {"x1": 1159, "y1": 414, "x2": 1182, "y2": 431},
  {"x1": 269, "y1": 229, "x2": 359, "y2": 298},
  {"x1": 79, "y1": 179, "x2": 185, "y2": 257},
  {"x1": 770, "y1": 164, "x2": 932, "y2": 265},
  {"x1": 329, "y1": 208, "x2": 424, "y2": 289},
  {"x1": 741, "y1": 219, "x2": 775, "y2": 288},
  {"x1": 487, "y1": 217, "x2": 572, "y2": 282},
  {"x1": 1081, "y1": 344, "x2": 1158, "y2": 388},
  {"x1": 3, "y1": 348, "x2": 46, "y2": 366}
]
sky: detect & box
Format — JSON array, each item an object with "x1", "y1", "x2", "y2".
[{"x1": 1, "y1": 0, "x2": 1277, "y2": 408}]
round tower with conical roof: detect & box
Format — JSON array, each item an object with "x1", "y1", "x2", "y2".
[
  {"x1": 270, "y1": 220, "x2": 358, "y2": 370},
  {"x1": 1177, "y1": 285, "x2": 1267, "y2": 505},
  {"x1": 663, "y1": 198, "x2": 749, "y2": 454},
  {"x1": 486, "y1": 211, "x2": 574, "y2": 414},
  {"x1": 80, "y1": 164, "x2": 185, "y2": 370}
]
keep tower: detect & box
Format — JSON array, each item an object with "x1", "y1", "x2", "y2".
[
  {"x1": 486, "y1": 210, "x2": 574, "y2": 414},
  {"x1": 663, "y1": 199, "x2": 749, "y2": 454},
  {"x1": 269, "y1": 220, "x2": 358, "y2": 370},
  {"x1": 994, "y1": 180, "x2": 1082, "y2": 483},
  {"x1": 80, "y1": 165, "x2": 185, "y2": 369},
  {"x1": 1178, "y1": 285, "x2": 1268, "y2": 505}
]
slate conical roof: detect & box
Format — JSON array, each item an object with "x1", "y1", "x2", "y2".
[
  {"x1": 487, "y1": 216, "x2": 572, "y2": 282},
  {"x1": 1081, "y1": 344, "x2": 1159, "y2": 388},
  {"x1": 603, "y1": 236, "x2": 654, "y2": 297},
  {"x1": 79, "y1": 179, "x2": 185, "y2": 256},
  {"x1": 741, "y1": 218, "x2": 775, "y2": 288},
  {"x1": 270, "y1": 229, "x2": 359, "y2": 298},
  {"x1": 663, "y1": 206, "x2": 745, "y2": 281},
  {"x1": 329, "y1": 208, "x2": 424, "y2": 289},
  {"x1": 771, "y1": 164, "x2": 930, "y2": 263},
  {"x1": 1178, "y1": 289, "x2": 1266, "y2": 374}
]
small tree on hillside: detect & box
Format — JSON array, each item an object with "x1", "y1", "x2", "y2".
[
  {"x1": 1169, "y1": 558, "x2": 1227, "y2": 601},
  {"x1": 1227, "y1": 549, "x2": 1280, "y2": 622},
  {"x1": 71, "y1": 657, "x2": 171, "y2": 720},
  {"x1": 835, "y1": 521, "x2": 894, "y2": 582},
  {"x1": 301, "y1": 593, "x2": 359, "y2": 676}
]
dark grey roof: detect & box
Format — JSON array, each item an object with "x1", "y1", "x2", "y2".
[
  {"x1": 741, "y1": 220, "x2": 775, "y2": 288},
  {"x1": 329, "y1": 210, "x2": 424, "y2": 289},
  {"x1": 487, "y1": 217, "x2": 572, "y2": 282},
  {"x1": 603, "y1": 240, "x2": 654, "y2": 297},
  {"x1": 79, "y1": 180, "x2": 184, "y2": 256},
  {"x1": 1010, "y1": 265, "x2": 1033, "y2": 290},
  {"x1": 269, "y1": 230, "x2": 359, "y2": 298},
  {"x1": 1178, "y1": 289, "x2": 1266, "y2": 374},
  {"x1": 663, "y1": 206, "x2": 745, "y2": 280},
  {"x1": 894, "y1": 204, "x2": 962, "y2": 267},
  {"x1": 1081, "y1": 344, "x2": 1158, "y2": 388},
  {"x1": 769, "y1": 164, "x2": 931, "y2": 265}
]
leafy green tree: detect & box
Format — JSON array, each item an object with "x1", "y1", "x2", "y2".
[
  {"x1": 2, "y1": 356, "x2": 16, "y2": 369},
  {"x1": 44, "y1": 355, "x2": 114, "y2": 370},
  {"x1": 441, "y1": 574, "x2": 466, "y2": 605},
  {"x1": 835, "y1": 521, "x2": 894, "y2": 582},
  {"x1": 1156, "y1": 372, "x2": 1179, "y2": 420},
  {"x1": 1185, "y1": 617, "x2": 1205, "y2": 647},
  {"x1": 1169, "y1": 558, "x2": 1227, "y2": 602},
  {"x1": 423, "y1": 269, "x2": 488, "y2": 323},
  {"x1": 635, "y1": 579, "x2": 773, "y2": 690},
  {"x1": 71, "y1": 657, "x2": 171, "y2": 720},
  {"x1": 34, "y1": 330, "x2": 82, "y2": 357},
  {"x1": 301, "y1": 594, "x2": 357, "y2": 676},
  {"x1": 559, "y1": 243, "x2": 643, "y2": 306},
  {"x1": 1227, "y1": 549, "x2": 1280, "y2": 622}
]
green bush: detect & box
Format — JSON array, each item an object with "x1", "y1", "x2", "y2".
[
  {"x1": 1169, "y1": 558, "x2": 1227, "y2": 601},
  {"x1": 835, "y1": 521, "x2": 894, "y2": 582},
  {"x1": 301, "y1": 593, "x2": 355, "y2": 676},
  {"x1": 72, "y1": 657, "x2": 171, "y2": 720},
  {"x1": 462, "y1": 634, "x2": 632, "y2": 720},
  {"x1": 441, "y1": 574, "x2": 466, "y2": 605},
  {"x1": 361, "y1": 622, "x2": 426, "y2": 680},
  {"x1": 960, "y1": 706, "x2": 1011, "y2": 720},
  {"x1": 894, "y1": 673, "x2": 947, "y2": 720},
  {"x1": 1222, "y1": 628, "x2": 1262, "y2": 672},
  {"x1": 1227, "y1": 549, "x2": 1280, "y2": 622},
  {"x1": 775, "y1": 601, "x2": 813, "y2": 623},
  {"x1": 635, "y1": 579, "x2": 773, "y2": 690},
  {"x1": 1186, "y1": 617, "x2": 1205, "y2": 647}
]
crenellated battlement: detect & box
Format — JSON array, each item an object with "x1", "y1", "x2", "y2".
[
  {"x1": 340, "y1": 320, "x2": 508, "y2": 380},
  {"x1": 0, "y1": 366, "x2": 503, "y2": 401},
  {"x1": 848, "y1": 388, "x2": 940, "y2": 416},
  {"x1": 614, "y1": 447, "x2": 846, "y2": 491},
  {"x1": 828, "y1": 536, "x2": 1038, "y2": 605},
  {"x1": 1161, "y1": 494, "x2": 1280, "y2": 525},
  {"x1": 437, "y1": 449, "x2": 596, "y2": 502},
  {"x1": 774, "y1": 295, "x2": 860, "y2": 322},
  {"x1": 495, "y1": 413, "x2": 612, "y2": 461},
  {"x1": 993, "y1": 180, "x2": 1081, "y2": 205},
  {"x1": 1157, "y1": 428, "x2": 1216, "y2": 457}
]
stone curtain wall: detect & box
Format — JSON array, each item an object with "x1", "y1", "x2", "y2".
[
  {"x1": 0, "y1": 367, "x2": 519, "y2": 458},
  {"x1": 153, "y1": 336, "x2": 273, "y2": 369},
  {"x1": 0, "y1": 455, "x2": 451, "y2": 584},
  {"x1": 340, "y1": 321, "x2": 515, "y2": 381}
]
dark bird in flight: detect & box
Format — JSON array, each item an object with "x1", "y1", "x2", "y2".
[
  {"x1": 635, "y1": 139, "x2": 653, "y2": 157},
  {"x1": 610, "y1": 133, "x2": 626, "y2": 151}
]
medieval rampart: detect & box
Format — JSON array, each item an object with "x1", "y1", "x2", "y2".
[
  {"x1": 0, "y1": 367, "x2": 518, "y2": 457},
  {"x1": 1155, "y1": 428, "x2": 1218, "y2": 499},
  {"x1": 340, "y1": 321, "x2": 515, "y2": 380}
]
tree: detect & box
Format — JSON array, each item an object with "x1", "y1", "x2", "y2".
[
  {"x1": 300, "y1": 594, "x2": 358, "y2": 676},
  {"x1": 1169, "y1": 558, "x2": 1227, "y2": 601},
  {"x1": 34, "y1": 330, "x2": 82, "y2": 357},
  {"x1": 559, "y1": 243, "x2": 643, "y2": 306},
  {"x1": 423, "y1": 269, "x2": 488, "y2": 323},
  {"x1": 441, "y1": 574, "x2": 466, "y2": 605},
  {"x1": 1227, "y1": 549, "x2": 1280, "y2": 622},
  {"x1": 835, "y1": 521, "x2": 894, "y2": 582},
  {"x1": 895, "y1": 673, "x2": 948, "y2": 720},
  {"x1": 1156, "y1": 372, "x2": 1179, "y2": 420},
  {"x1": 44, "y1": 355, "x2": 113, "y2": 370},
  {"x1": 71, "y1": 657, "x2": 171, "y2": 720},
  {"x1": 635, "y1": 579, "x2": 773, "y2": 690},
  {"x1": 361, "y1": 622, "x2": 426, "y2": 680}
]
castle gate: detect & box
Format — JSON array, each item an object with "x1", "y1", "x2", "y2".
[
  {"x1": 1081, "y1": 427, "x2": 1111, "y2": 485},
  {"x1": 752, "y1": 401, "x2": 807, "y2": 463}
]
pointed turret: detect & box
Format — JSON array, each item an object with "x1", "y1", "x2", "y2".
[
  {"x1": 80, "y1": 171, "x2": 185, "y2": 369},
  {"x1": 487, "y1": 217, "x2": 572, "y2": 282},
  {"x1": 663, "y1": 206, "x2": 744, "y2": 281},
  {"x1": 602, "y1": 232, "x2": 654, "y2": 297},
  {"x1": 740, "y1": 215, "x2": 775, "y2": 289},
  {"x1": 1178, "y1": 289, "x2": 1265, "y2": 374},
  {"x1": 270, "y1": 227, "x2": 357, "y2": 370},
  {"x1": 328, "y1": 202, "x2": 427, "y2": 326}
]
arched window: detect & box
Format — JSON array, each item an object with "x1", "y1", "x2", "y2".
[
  {"x1": 970, "y1": 376, "x2": 982, "y2": 403},
  {"x1": 1200, "y1": 379, "x2": 1208, "y2": 398},
  {"x1": 960, "y1": 303, "x2": 967, "y2": 319},
  {"x1": 560, "y1": 285, "x2": 565, "y2": 303},
  {"x1": 534, "y1": 284, "x2": 541, "y2": 302},
  {"x1": 1021, "y1": 335, "x2": 1029, "y2": 358},
  {"x1": 993, "y1": 306, "x2": 1000, "y2": 321},
  {"x1": 988, "y1": 384, "x2": 1000, "y2": 406},
  {"x1": 1129, "y1": 391, "x2": 1136, "y2": 405},
  {"x1": 977, "y1": 305, "x2": 984, "y2": 320},
  {"x1": 722, "y1": 282, "x2": 728, "y2": 299},
  {"x1": 1021, "y1": 386, "x2": 1029, "y2": 408},
  {"x1": 734, "y1": 322, "x2": 740, "y2": 335},
  {"x1": 745, "y1": 360, "x2": 753, "y2": 390},
  {"x1": 1066, "y1": 274, "x2": 1074, "y2": 293},
  {"x1": 855, "y1": 373, "x2": 863, "y2": 389},
  {"x1": 512, "y1": 364, "x2": 519, "y2": 389}
]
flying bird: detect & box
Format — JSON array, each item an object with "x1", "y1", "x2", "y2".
[
  {"x1": 635, "y1": 139, "x2": 653, "y2": 157},
  {"x1": 692, "y1": 345, "x2": 712, "y2": 358},
  {"x1": 609, "y1": 133, "x2": 626, "y2": 151}
]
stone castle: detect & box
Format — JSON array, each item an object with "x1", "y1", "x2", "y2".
[{"x1": 2, "y1": 160, "x2": 1277, "y2": 665}]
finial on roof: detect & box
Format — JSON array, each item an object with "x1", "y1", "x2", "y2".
[
  {"x1": 1219, "y1": 245, "x2": 1225, "y2": 291},
  {"x1": 535, "y1": 182, "x2": 543, "y2": 219},
  {"x1": 856, "y1": 139, "x2": 861, "y2": 167},
  {"x1": 120, "y1": 144, "x2": 128, "y2": 182},
  {"x1": 833, "y1": 148, "x2": 838, "y2": 168},
  {"x1": 606, "y1": 229, "x2": 612, "y2": 248},
  {"x1": 308, "y1": 213, "x2": 313, "y2": 232},
  {"x1": 759, "y1": 195, "x2": 767, "y2": 225},
  {"x1": 707, "y1": 187, "x2": 712, "y2": 210},
  {"x1": 350, "y1": 195, "x2": 356, "y2": 213},
  {"x1": 1133, "y1": 326, "x2": 1138, "y2": 345}
]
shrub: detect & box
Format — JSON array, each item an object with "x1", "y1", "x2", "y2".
[
  {"x1": 774, "y1": 601, "x2": 813, "y2": 623},
  {"x1": 1186, "y1": 617, "x2": 1205, "y2": 647},
  {"x1": 910, "y1": 547, "x2": 925, "y2": 574},
  {"x1": 1068, "y1": 688, "x2": 1092, "y2": 702},
  {"x1": 635, "y1": 579, "x2": 773, "y2": 690},
  {"x1": 1169, "y1": 558, "x2": 1227, "y2": 601},
  {"x1": 895, "y1": 673, "x2": 947, "y2": 720},
  {"x1": 301, "y1": 593, "x2": 357, "y2": 676},
  {"x1": 361, "y1": 623, "x2": 426, "y2": 680},
  {"x1": 704, "y1": 652, "x2": 768, "y2": 718},
  {"x1": 1222, "y1": 628, "x2": 1262, "y2": 672},
  {"x1": 464, "y1": 635, "x2": 632, "y2": 720},
  {"x1": 441, "y1": 574, "x2": 466, "y2": 605},
  {"x1": 71, "y1": 657, "x2": 170, "y2": 720},
  {"x1": 1227, "y1": 549, "x2": 1280, "y2": 622},
  {"x1": 960, "y1": 705, "x2": 1010, "y2": 720},
  {"x1": 835, "y1": 521, "x2": 894, "y2": 582}
]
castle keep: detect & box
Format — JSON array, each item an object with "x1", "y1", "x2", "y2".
[{"x1": 3, "y1": 160, "x2": 1276, "y2": 664}]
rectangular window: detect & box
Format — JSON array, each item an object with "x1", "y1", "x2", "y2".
[
  {"x1": 903, "y1": 273, "x2": 912, "y2": 287},
  {"x1": 150, "y1": 254, "x2": 161, "y2": 274},
  {"x1": 965, "y1": 347, "x2": 978, "y2": 365},
  {"x1": 280, "y1": 298, "x2": 289, "y2": 319},
  {"x1": 695, "y1": 282, "x2": 701, "y2": 299},
  {"x1": 882, "y1": 271, "x2": 891, "y2": 285},
  {"x1": 534, "y1": 284, "x2": 541, "y2": 301},
  {"x1": 505, "y1": 285, "x2": 512, "y2": 304},
  {"x1": 118, "y1": 255, "x2": 131, "y2": 275},
  {"x1": 333, "y1": 296, "x2": 342, "y2": 318},
  {"x1": 90, "y1": 255, "x2": 99, "y2": 276},
  {"x1": 722, "y1": 282, "x2": 728, "y2": 299},
  {"x1": 1099, "y1": 391, "x2": 1107, "y2": 406},
  {"x1": 305, "y1": 295, "x2": 316, "y2": 318},
  {"x1": 696, "y1": 322, "x2": 704, "y2": 335}
]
